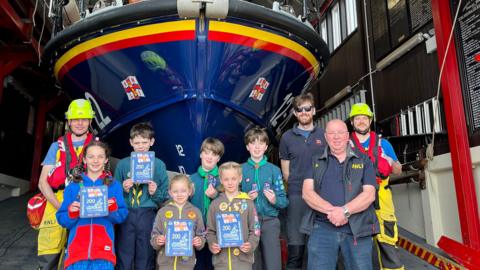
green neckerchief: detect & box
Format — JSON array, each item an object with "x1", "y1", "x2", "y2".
[
  {"x1": 247, "y1": 156, "x2": 268, "y2": 191},
  {"x1": 197, "y1": 166, "x2": 219, "y2": 216}
]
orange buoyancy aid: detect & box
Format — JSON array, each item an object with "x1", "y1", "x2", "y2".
[
  {"x1": 350, "y1": 131, "x2": 392, "y2": 182},
  {"x1": 47, "y1": 132, "x2": 93, "y2": 189}
]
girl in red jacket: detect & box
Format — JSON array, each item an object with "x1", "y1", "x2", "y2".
[{"x1": 56, "y1": 140, "x2": 128, "y2": 270}]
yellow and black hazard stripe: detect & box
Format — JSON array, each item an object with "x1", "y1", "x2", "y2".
[{"x1": 398, "y1": 236, "x2": 464, "y2": 270}]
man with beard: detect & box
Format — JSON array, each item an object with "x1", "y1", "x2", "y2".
[
  {"x1": 279, "y1": 93, "x2": 325, "y2": 270},
  {"x1": 37, "y1": 99, "x2": 95, "y2": 269},
  {"x1": 349, "y1": 103, "x2": 404, "y2": 270}
]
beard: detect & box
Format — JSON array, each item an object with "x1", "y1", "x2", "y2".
[
  {"x1": 297, "y1": 115, "x2": 313, "y2": 126},
  {"x1": 353, "y1": 125, "x2": 370, "y2": 135}
]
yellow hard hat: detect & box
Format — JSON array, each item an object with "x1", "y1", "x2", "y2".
[
  {"x1": 349, "y1": 103, "x2": 373, "y2": 118},
  {"x1": 65, "y1": 99, "x2": 95, "y2": 120}
]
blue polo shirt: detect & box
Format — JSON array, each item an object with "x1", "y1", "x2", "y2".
[
  {"x1": 360, "y1": 137, "x2": 398, "y2": 161},
  {"x1": 42, "y1": 140, "x2": 86, "y2": 165},
  {"x1": 279, "y1": 124, "x2": 326, "y2": 195}
]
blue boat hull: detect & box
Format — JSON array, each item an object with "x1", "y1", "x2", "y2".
[{"x1": 44, "y1": 1, "x2": 329, "y2": 173}]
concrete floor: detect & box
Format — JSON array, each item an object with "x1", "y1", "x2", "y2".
[
  {"x1": 0, "y1": 193, "x2": 37, "y2": 270},
  {"x1": 0, "y1": 194, "x2": 443, "y2": 270},
  {"x1": 397, "y1": 247, "x2": 438, "y2": 270}
]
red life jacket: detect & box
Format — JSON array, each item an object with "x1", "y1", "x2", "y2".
[
  {"x1": 350, "y1": 131, "x2": 392, "y2": 182},
  {"x1": 47, "y1": 132, "x2": 93, "y2": 189}
]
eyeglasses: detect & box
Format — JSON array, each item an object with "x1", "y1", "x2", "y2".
[
  {"x1": 326, "y1": 131, "x2": 349, "y2": 137},
  {"x1": 294, "y1": 106, "x2": 314, "y2": 113}
]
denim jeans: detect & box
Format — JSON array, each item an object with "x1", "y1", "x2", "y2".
[{"x1": 307, "y1": 222, "x2": 373, "y2": 270}]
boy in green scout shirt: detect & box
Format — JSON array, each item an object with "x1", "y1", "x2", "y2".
[
  {"x1": 114, "y1": 122, "x2": 169, "y2": 270},
  {"x1": 241, "y1": 126, "x2": 288, "y2": 270},
  {"x1": 190, "y1": 137, "x2": 225, "y2": 270}
]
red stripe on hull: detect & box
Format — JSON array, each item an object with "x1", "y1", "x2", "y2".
[
  {"x1": 208, "y1": 31, "x2": 314, "y2": 75},
  {"x1": 59, "y1": 30, "x2": 195, "y2": 80}
]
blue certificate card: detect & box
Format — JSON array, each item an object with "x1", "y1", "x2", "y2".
[
  {"x1": 216, "y1": 212, "x2": 243, "y2": 247},
  {"x1": 165, "y1": 220, "x2": 193, "y2": 257},
  {"x1": 80, "y1": 186, "x2": 108, "y2": 218},
  {"x1": 130, "y1": 151, "x2": 155, "y2": 183},
  {"x1": 207, "y1": 174, "x2": 217, "y2": 187}
]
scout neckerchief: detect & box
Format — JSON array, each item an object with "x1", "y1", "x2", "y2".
[
  {"x1": 127, "y1": 166, "x2": 143, "y2": 207},
  {"x1": 197, "y1": 166, "x2": 219, "y2": 216},
  {"x1": 247, "y1": 156, "x2": 268, "y2": 192}
]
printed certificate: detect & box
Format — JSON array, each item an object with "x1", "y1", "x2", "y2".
[
  {"x1": 131, "y1": 151, "x2": 155, "y2": 183},
  {"x1": 216, "y1": 212, "x2": 243, "y2": 247},
  {"x1": 166, "y1": 219, "x2": 193, "y2": 257},
  {"x1": 80, "y1": 186, "x2": 108, "y2": 218}
]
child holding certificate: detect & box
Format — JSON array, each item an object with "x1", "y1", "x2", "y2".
[
  {"x1": 114, "y1": 122, "x2": 169, "y2": 270},
  {"x1": 190, "y1": 137, "x2": 224, "y2": 270},
  {"x1": 56, "y1": 140, "x2": 128, "y2": 270},
  {"x1": 206, "y1": 162, "x2": 260, "y2": 270},
  {"x1": 151, "y1": 174, "x2": 205, "y2": 270},
  {"x1": 241, "y1": 127, "x2": 288, "y2": 270}
]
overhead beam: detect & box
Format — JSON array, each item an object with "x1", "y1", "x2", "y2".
[
  {"x1": 0, "y1": 0, "x2": 41, "y2": 54},
  {"x1": 319, "y1": 0, "x2": 333, "y2": 16}
]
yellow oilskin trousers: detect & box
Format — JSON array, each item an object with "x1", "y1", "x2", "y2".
[
  {"x1": 37, "y1": 190, "x2": 67, "y2": 269},
  {"x1": 375, "y1": 178, "x2": 405, "y2": 270}
]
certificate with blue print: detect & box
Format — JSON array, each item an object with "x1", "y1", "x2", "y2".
[
  {"x1": 131, "y1": 151, "x2": 155, "y2": 183},
  {"x1": 80, "y1": 186, "x2": 108, "y2": 218},
  {"x1": 216, "y1": 212, "x2": 243, "y2": 247},
  {"x1": 207, "y1": 174, "x2": 217, "y2": 187},
  {"x1": 166, "y1": 220, "x2": 193, "y2": 257}
]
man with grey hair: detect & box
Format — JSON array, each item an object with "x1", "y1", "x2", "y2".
[{"x1": 301, "y1": 119, "x2": 379, "y2": 269}]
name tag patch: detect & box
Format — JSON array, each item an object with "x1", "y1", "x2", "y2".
[{"x1": 351, "y1": 164, "x2": 363, "y2": 169}]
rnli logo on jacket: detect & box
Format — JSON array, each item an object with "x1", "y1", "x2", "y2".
[
  {"x1": 352, "y1": 164, "x2": 364, "y2": 169},
  {"x1": 121, "y1": 76, "x2": 145, "y2": 100},
  {"x1": 249, "y1": 77, "x2": 269, "y2": 101}
]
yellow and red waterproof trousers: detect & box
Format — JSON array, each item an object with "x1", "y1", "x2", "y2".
[
  {"x1": 375, "y1": 178, "x2": 404, "y2": 270},
  {"x1": 37, "y1": 190, "x2": 67, "y2": 270}
]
